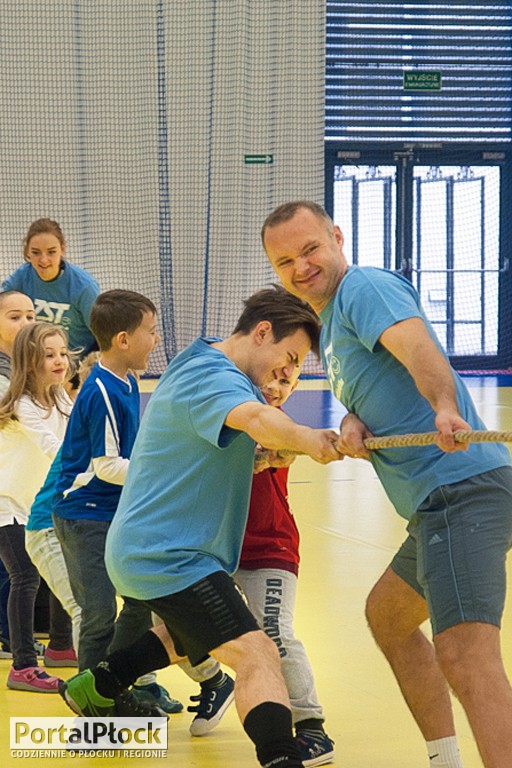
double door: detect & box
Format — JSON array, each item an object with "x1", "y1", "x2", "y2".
[{"x1": 325, "y1": 146, "x2": 512, "y2": 369}]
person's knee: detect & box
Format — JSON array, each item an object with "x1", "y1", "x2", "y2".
[
  {"x1": 224, "y1": 629, "x2": 282, "y2": 676},
  {"x1": 434, "y1": 622, "x2": 502, "y2": 695},
  {"x1": 365, "y1": 581, "x2": 396, "y2": 643},
  {"x1": 366, "y1": 572, "x2": 429, "y2": 645},
  {"x1": 82, "y1": 601, "x2": 116, "y2": 628},
  {"x1": 10, "y1": 565, "x2": 40, "y2": 592}
]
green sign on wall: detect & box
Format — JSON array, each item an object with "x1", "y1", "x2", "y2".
[
  {"x1": 403, "y1": 71, "x2": 442, "y2": 91},
  {"x1": 244, "y1": 154, "x2": 273, "y2": 165}
]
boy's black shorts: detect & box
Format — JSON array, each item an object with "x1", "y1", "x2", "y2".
[{"x1": 136, "y1": 570, "x2": 259, "y2": 666}]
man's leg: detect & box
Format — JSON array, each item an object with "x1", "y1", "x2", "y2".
[
  {"x1": 435, "y1": 622, "x2": 512, "y2": 768},
  {"x1": 366, "y1": 566, "x2": 456, "y2": 739},
  {"x1": 60, "y1": 571, "x2": 305, "y2": 768},
  {"x1": 366, "y1": 567, "x2": 463, "y2": 768}
]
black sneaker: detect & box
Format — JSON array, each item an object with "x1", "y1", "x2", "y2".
[
  {"x1": 188, "y1": 673, "x2": 235, "y2": 735},
  {"x1": 296, "y1": 731, "x2": 335, "y2": 767}
]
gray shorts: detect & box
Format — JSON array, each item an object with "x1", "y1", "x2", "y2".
[{"x1": 390, "y1": 466, "x2": 512, "y2": 635}]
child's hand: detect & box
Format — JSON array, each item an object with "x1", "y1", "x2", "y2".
[{"x1": 253, "y1": 447, "x2": 296, "y2": 473}]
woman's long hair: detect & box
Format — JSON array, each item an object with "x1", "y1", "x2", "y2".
[{"x1": 0, "y1": 322, "x2": 72, "y2": 429}]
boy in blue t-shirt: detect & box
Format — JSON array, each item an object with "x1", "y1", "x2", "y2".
[{"x1": 53, "y1": 289, "x2": 180, "y2": 712}]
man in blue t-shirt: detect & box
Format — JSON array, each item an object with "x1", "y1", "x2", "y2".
[
  {"x1": 263, "y1": 201, "x2": 512, "y2": 768},
  {"x1": 59, "y1": 286, "x2": 342, "y2": 768}
]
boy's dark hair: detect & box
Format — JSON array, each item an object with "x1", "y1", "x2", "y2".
[
  {"x1": 90, "y1": 290, "x2": 157, "y2": 351},
  {"x1": 233, "y1": 285, "x2": 320, "y2": 356}
]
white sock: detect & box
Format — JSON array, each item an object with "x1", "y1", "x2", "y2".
[{"x1": 426, "y1": 736, "x2": 463, "y2": 767}]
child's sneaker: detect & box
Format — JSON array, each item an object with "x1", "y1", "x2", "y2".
[
  {"x1": 34, "y1": 640, "x2": 46, "y2": 658},
  {"x1": 44, "y1": 647, "x2": 78, "y2": 668},
  {"x1": 7, "y1": 666, "x2": 62, "y2": 693},
  {"x1": 296, "y1": 731, "x2": 335, "y2": 767},
  {"x1": 59, "y1": 669, "x2": 168, "y2": 719},
  {"x1": 188, "y1": 673, "x2": 235, "y2": 736},
  {"x1": 132, "y1": 681, "x2": 183, "y2": 713},
  {"x1": 0, "y1": 636, "x2": 12, "y2": 659}
]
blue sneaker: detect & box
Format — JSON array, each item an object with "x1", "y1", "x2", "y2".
[
  {"x1": 132, "y1": 682, "x2": 183, "y2": 714},
  {"x1": 296, "y1": 731, "x2": 335, "y2": 767},
  {"x1": 188, "y1": 673, "x2": 235, "y2": 736}
]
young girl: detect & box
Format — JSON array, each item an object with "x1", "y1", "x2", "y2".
[
  {"x1": 0, "y1": 322, "x2": 73, "y2": 691},
  {"x1": 3, "y1": 219, "x2": 100, "y2": 389},
  {"x1": 0, "y1": 291, "x2": 35, "y2": 658}
]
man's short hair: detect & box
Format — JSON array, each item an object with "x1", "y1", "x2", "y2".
[
  {"x1": 233, "y1": 285, "x2": 320, "y2": 356},
  {"x1": 90, "y1": 289, "x2": 157, "y2": 351},
  {"x1": 261, "y1": 200, "x2": 333, "y2": 245}
]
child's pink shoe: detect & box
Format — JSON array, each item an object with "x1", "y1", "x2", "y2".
[
  {"x1": 44, "y1": 647, "x2": 78, "y2": 668},
  {"x1": 7, "y1": 666, "x2": 62, "y2": 692}
]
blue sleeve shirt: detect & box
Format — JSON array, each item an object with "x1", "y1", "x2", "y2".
[
  {"x1": 105, "y1": 337, "x2": 265, "y2": 600},
  {"x1": 26, "y1": 449, "x2": 62, "y2": 531},
  {"x1": 3, "y1": 261, "x2": 100, "y2": 354},
  {"x1": 53, "y1": 363, "x2": 140, "y2": 521},
  {"x1": 320, "y1": 266, "x2": 510, "y2": 520}
]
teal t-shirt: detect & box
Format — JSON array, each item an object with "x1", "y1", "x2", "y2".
[
  {"x1": 320, "y1": 266, "x2": 510, "y2": 519},
  {"x1": 3, "y1": 261, "x2": 99, "y2": 354},
  {"x1": 105, "y1": 337, "x2": 265, "y2": 599}
]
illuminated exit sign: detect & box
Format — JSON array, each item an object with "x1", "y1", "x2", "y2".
[{"x1": 403, "y1": 71, "x2": 442, "y2": 91}]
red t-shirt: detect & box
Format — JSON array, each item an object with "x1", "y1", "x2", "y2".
[{"x1": 238, "y1": 466, "x2": 300, "y2": 575}]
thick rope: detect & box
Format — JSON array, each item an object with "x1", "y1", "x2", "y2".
[
  {"x1": 363, "y1": 429, "x2": 512, "y2": 450},
  {"x1": 260, "y1": 430, "x2": 512, "y2": 463}
]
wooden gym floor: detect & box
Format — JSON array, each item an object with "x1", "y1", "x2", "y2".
[{"x1": 2, "y1": 376, "x2": 512, "y2": 767}]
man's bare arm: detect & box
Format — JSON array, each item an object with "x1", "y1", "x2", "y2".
[
  {"x1": 379, "y1": 317, "x2": 469, "y2": 451},
  {"x1": 226, "y1": 401, "x2": 343, "y2": 464}
]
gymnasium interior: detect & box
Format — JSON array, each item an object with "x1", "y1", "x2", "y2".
[{"x1": 1, "y1": 3, "x2": 512, "y2": 767}]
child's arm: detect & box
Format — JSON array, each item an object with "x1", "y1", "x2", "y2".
[
  {"x1": 91, "y1": 455, "x2": 129, "y2": 485},
  {"x1": 254, "y1": 446, "x2": 296, "y2": 474},
  {"x1": 16, "y1": 396, "x2": 68, "y2": 459}
]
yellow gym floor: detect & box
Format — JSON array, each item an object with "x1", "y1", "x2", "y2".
[{"x1": 2, "y1": 377, "x2": 511, "y2": 768}]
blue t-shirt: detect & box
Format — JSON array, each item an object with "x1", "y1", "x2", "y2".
[
  {"x1": 3, "y1": 261, "x2": 100, "y2": 354},
  {"x1": 320, "y1": 266, "x2": 510, "y2": 520},
  {"x1": 105, "y1": 337, "x2": 265, "y2": 600},
  {"x1": 53, "y1": 363, "x2": 140, "y2": 522}
]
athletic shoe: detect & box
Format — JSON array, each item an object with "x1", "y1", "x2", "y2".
[
  {"x1": 0, "y1": 644, "x2": 12, "y2": 659},
  {"x1": 0, "y1": 637, "x2": 45, "y2": 660},
  {"x1": 0, "y1": 635, "x2": 11, "y2": 659},
  {"x1": 7, "y1": 666, "x2": 62, "y2": 693},
  {"x1": 188, "y1": 673, "x2": 235, "y2": 736},
  {"x1": 132, "y1": 681, "x2": 183, "y2": 713},
  {"x1": 44, "y1": 647, "x2": 78, "y2": 668},
  {"x1": 59, "y1": 669, "x2": 168, "y2": 719},
  {"x1": 34, "y1": 640, "x2": 46, "y2": 658},
  {"x1": 296, "y1": 731, "x2": 335, "y2": 767}
]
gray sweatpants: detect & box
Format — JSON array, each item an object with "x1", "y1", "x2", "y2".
[{"x1": 235, "y1": 567, "x2": 324, "y2": 725}]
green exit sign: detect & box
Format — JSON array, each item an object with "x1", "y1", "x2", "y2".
[
  {"x1": 403, "y1": 71, "x2": 442, "y2": 91},
  {"x1": 244, "y1": 154, "x2": 273, "y2": 165}
]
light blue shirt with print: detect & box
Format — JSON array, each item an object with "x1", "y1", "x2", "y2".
[
  {"x1": 320, "y1": 266, "x2": 510, "y2": 520},
  {"x1": 3, "y1": 261, "x2": 99, "y2": 354},
  {"x1": 105, "y1": 337, "x2": 265, "y2": 600}
]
